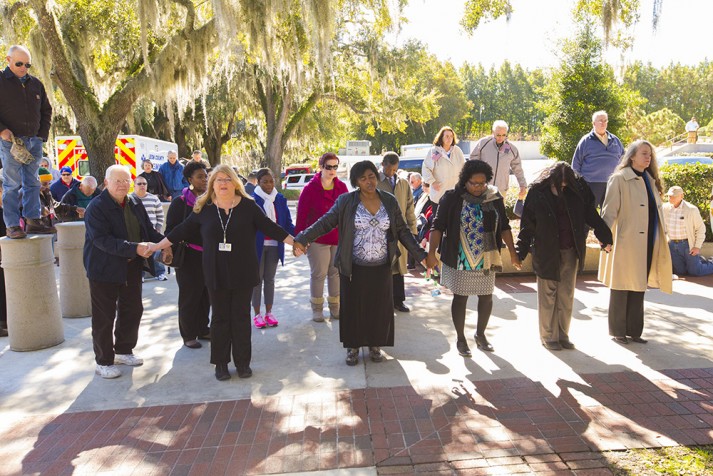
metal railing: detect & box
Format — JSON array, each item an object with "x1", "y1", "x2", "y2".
[{"x1": 657, "y1": 129, "x2": 711, "y2": 153}]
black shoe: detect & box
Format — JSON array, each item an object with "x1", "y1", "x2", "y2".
[
  {"x1": 475, "y1": 334, "x2": 494, "y2": 352},
  {"x1": 369, "y1": 346, "x2": 383, "y2": 362},
  {"x1": 346, "y1": 348, "x2": 359, "y2": 366},
  {"x1": 543, "y1": 341, "x2": 562, "y2": 351},
  {"x1": 184, "y1": 340, "x2": 202, "y2": 349},
  {"x1": 237, "y1": 366, "x2": 253, "y2": 378},
  {"x1": 456, "y1": 340, "x2": 472, "y2": 357},
  {"x1": 629, "y1": 336, "x2": 648, "y2": 344},
  {"x1": 613, "y1": 336, "x2": 629, "y2": 344},
  {"x1": 394, "y1": 303, "x2": 410, "y2": 312},
  {"x1": 215, "y1": 363, "x2": 230, "y2": 381},
  {"x1": 559, "y1": 339, "x2": 575, "y2": 350}
]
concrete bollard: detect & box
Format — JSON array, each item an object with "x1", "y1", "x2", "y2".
[
  {"x1": 56, "y1": 222, "x2": 91, "y2": 318},
  {"x1": 0, "y1": 235, "x2": 64, "y2": 351}
]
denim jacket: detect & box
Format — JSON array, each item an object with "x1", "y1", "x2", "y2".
[{"x1": 295, "y1": 189, "x2": 427, "y2": 278}]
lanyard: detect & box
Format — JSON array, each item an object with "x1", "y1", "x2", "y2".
[{"x1": 216, "y1": 203, "x2": 233, "y2": 244}]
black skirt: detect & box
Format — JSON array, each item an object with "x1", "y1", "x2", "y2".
[{"x1": 339, "y1": 263, "x2": 394, "y2": 348}]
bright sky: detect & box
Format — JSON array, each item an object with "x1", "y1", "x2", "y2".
[{"x1": 394, "y1": 0, "x2": 712, "y2": 69}]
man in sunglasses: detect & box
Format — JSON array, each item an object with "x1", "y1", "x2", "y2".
[{"x1": 0, "y1": 45, "x2": 54, "y2": 238}]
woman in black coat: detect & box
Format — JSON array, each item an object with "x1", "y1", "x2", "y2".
[
  {"x1": 515, "y1": 162, "x2": 612, "y2": 350},
  {"x1": 165, "y1": 161, "x2": 210, "y2": 349}
]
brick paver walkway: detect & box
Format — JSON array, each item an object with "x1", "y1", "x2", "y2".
[{"x1": 2, "y1": 367, "x2": 711, "y2": 475}]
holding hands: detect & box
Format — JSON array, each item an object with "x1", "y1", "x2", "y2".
[{"x1": 292, "y1": 241, "x2": 306, "y2": 257}]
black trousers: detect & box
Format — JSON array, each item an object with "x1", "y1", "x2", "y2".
[
  {"x1": 608, "y1": 289, "x2": 645, "y2": 338},
  {"x1": 90, "y1": 259, "x2": 144, "y2": 365},
  {"x1": 392, "y1": 273, "x2": 405, "y2": 305},
  {"x1": 176, "y1": 249, "x2": 210, "y2": 341},
  {"x1": 587, "y1": 182, "x2": 607, "y2": 209},
  {"x1": 208, "y1": 286, "x2": 252, "y2": 368}
]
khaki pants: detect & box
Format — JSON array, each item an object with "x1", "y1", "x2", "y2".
[
  {"x1": 536, "y1": 248, "x2": 578, "y2": 343},
  {"x1": 306, "y1": 243, "x2": 339, "y2": 301},
  {"x1": 687, "y1": 131, "x2": 697, "y2": 143}
]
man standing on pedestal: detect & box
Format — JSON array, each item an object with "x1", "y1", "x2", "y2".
[
  {"x1": 572, "y1": 110, "x2": 625, "y2": 209},
  {"x1": 84, "y1": 165, "x2": 164, "y2": 379},
  {"x1": 0, "y1": 45, "x2": 56, "y2": 239}
]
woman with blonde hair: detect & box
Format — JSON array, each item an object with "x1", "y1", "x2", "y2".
[
  {"x1": 151, "y1": 164, "x2": 296, "y2": 381},
  {"x1": 421, "y1": 126, "x2": 466, "y2": 214},
  {"x1": 599, "y1": 140, "x2": 672, "y2": 345}
]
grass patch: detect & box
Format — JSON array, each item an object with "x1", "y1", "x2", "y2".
[
  {"x1": 281, "y1": 189, "x2": 302, "y2": 200},
  {"x1": 605, "y1": 445, "x2": 713, "y2": 475}
]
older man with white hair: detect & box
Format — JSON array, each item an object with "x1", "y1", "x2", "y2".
[
  {"x1": 469, "y1": 120, "x2": 527, "y2": 199},
  {"x1": 84, "y1": 165, "x2": 165, "y2": 379},
  {"x1": 572, "y1": 110, "x2": 625, "y2": 208},
  {"x1": 663, "y1": 186, "x2": 713, "y2": 277},
  {"x1": 0, "y1": 45, "x2": 55, "y2": 238},
  {"x1": 56, "y1": 175, "x2": 100, "y2": 221}
]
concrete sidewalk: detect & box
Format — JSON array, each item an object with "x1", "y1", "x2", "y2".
[{"x1": 0, "y1": 253, "x2": 711, "y2": 475}]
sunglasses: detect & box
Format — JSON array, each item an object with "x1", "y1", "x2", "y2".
[
  {"x1": 14, "y1": 61, "x2": 31, "y2": 68},
  {"x1": 61, "y1": 173, "x2": 72, "y2": 176},
  {"x1": 323, "y1": 164, "x2": 339, "y2": 171}
]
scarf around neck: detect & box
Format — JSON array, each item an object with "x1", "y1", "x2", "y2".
[
  {"x1": 254, "y1": 186, "x2": 278, "y2": 222},
  {"x1": 181, "y1": 187, "x2": 198, "y2": 207}
]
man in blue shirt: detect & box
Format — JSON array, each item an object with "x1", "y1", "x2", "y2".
[
  {"x1": 572, "y1": 110, "x2": 625, "y2": 208},
  {"x1": 158, "y1": 150, "x2": 188, "y2": 199}
]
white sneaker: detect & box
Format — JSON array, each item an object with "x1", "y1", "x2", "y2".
[
  {"x1": 96, "y1": 364, "x2": 122, "y2": 379},
  {"x1": 114, "y1": 353, "x2": 144, "y2": 366},
  {"x1": 156, "y1": 274, "x2": 168, "y2": 281}
]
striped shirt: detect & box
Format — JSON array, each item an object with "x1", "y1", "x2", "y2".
[{"x1": 131, "y1": 192, "x2": 164, "y2": 232}]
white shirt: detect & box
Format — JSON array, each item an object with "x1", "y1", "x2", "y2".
[{"x1": 685, "y1": 120, "x2": 699, "y2": 132}]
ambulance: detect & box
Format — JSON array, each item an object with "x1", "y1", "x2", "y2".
[{"x1": 54, "y1": 135, "x2": 178, "y2": 179}]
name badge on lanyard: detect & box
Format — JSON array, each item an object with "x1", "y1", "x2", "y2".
[{"x1": 217, "y1": 204, "x2": 234, "y2": 252}]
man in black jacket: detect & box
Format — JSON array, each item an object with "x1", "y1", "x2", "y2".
[
  {"x1": 0, "y1": 45, "x2": 55, "y2": 238},
  {"x1": 84, "y1": 165, "x2": 164, "y2": 379}
]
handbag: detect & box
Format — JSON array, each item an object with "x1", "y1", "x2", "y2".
[{"x1": 164, "y1": 241, "x2": 188, "y2": 268}]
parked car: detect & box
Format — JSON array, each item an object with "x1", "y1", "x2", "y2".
[
  {"x1": 659, "y1": 156, "x2": 713, "y2": 166},
  {"x1": 282, "y1": 173, "x2": 315, "y2": 190}
]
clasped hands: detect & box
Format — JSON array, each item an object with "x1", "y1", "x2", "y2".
[{"x1": 136, "y1": 242, "x2": 172, "y2": 264}]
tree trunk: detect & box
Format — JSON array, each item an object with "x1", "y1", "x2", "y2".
[
  {"x1": 204, "y1": 136, "x2": 223, "y2": 167},
  {"x1": 79, "y1": 122, "x2": 123, "y2": 181}
]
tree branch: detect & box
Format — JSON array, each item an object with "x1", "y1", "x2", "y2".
[{"x1": 283, "y1": 91, "x2": 320, "y2": 144}]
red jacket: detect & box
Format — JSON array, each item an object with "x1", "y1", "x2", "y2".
[{"x1": 294, "y1": 172, "x2": 348, "y2": 245}]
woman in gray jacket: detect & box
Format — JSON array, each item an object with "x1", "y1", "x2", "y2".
[{"x1": 294, "y1": 161, "x2": 429, "y2": 366}]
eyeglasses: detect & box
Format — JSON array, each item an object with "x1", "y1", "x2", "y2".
[
  {"x1": 494, "y1": 134, "x2": 507, "y2": 138},
  {"x1": 14, "y1": 61, "x2": 31, "y2": 68},
  {"x1": 468, "y1": 181, "x2": 488, "y2": 188},
  {"x1": 323, "y1": 164, "x2": 339, "y2": 171},
  {"x1": 215, "y1": 178, "x2": 233, "y2": 184}
]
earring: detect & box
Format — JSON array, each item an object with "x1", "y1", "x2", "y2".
[{"x1": 189, "y1": 184, "x2": 194, "y2": 190}]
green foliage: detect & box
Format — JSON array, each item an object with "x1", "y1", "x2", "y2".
[
  {"x1": 539, "y1": 23, "x2": 625, "y2": 162},
  {"x1": 622, "y1": 60, "x2": 713, "y2": 127},
  {"x1": 628, "y1": 108, "x2": 684, "y2": 146},
  {"x1": 659, "y1": 163, "x2": 713, "y2": 241},
  {"x1": 461, "y1": 0, "x2": 513, "y2": 32}
]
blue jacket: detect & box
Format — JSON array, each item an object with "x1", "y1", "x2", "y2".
[
  {"x1": 253, "y1": 192, "x2": 295, "y2": 265},
  {"x1": 571, "y1": 130, "x2": 625, "y2": 183},
  {"x1": 83, "y1": 190, "x2": 164, "y2": 283},
  {"x1": 158, "y1": 161, "x2": 188, "y2": 194},
  {"x1": 49, "y1": 177, "x2": 79, "y2": 202}
]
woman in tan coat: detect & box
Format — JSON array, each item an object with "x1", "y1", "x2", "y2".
[{"x1": 598, "y1": 140, "x2": 672, "y2": 344}]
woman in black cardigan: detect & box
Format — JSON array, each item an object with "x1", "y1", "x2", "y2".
[
  {"x1": 152, "y1": 164, "x2": 295, "y2": 381},
  {"x1": 426, "y1": 160, "x2": 520, "y2": 357},
  {"x1": 164, "y1": 161, "x2": 210, "y2": 349}
]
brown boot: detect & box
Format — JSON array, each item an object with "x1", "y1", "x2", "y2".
[
  {"x1": 6, "y1": 226, "x2": 27, "y2": 239},
  {"x1": 25, "y1": 218, "x2": 56, "y2": 234}
]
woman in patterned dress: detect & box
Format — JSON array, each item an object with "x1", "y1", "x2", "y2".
[
  {"x1": 426, "y1": 160, "x2": 521, "y2": 357},
  {"x1": 293, "y1": 161, "x2": 429, "y2": 366}
]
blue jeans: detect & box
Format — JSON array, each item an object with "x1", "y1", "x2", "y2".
[
  {"x1": 669, "y1": 240, "x2": 713, "y2": 276},
  {"x1": 0, "y1": 136, "x2": 43, "y2": 227}
]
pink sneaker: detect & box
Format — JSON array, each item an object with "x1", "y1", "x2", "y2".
[
  {"x1": 253, "y1": 314, "x2": 267, "y2": 329},
  {"x1": 264, "y1": 312, "x2": 278, "y2": 327}
]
